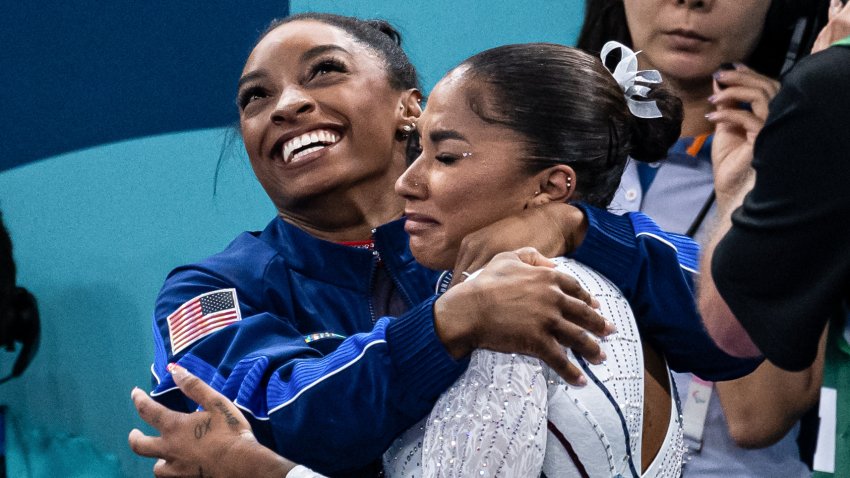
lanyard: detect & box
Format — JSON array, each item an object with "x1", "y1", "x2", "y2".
[
  {"x1": 638, "y1": 134, "x2": 714, "y2": 237},
  {"x1": 833, "y1": 35, "x2": 850, "y2": 48}
]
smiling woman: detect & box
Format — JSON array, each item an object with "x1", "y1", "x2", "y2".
[{"x1": 235, "y1": 16, "x2": 421, "y2": 238}]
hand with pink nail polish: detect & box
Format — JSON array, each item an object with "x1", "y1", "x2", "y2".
[{"x1": 129, "y1": 364, "x2": 316, "y2": 478}]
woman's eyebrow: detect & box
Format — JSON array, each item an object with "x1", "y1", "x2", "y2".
[
  {"x1": 301, "y1": 44, "x2": 350, "y2": 63},
  {"x1": 238, "y1": 70, "x2": 267, "y2": 89},
  {"x1": 237, "y1": 45, "x2": 350, "y2": 89},
  {"x1": 429, "y1": 129, "x2": 468, "y2": 143}
]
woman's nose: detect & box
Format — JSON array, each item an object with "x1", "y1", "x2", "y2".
[
  {"x1": 395, "y1": 162, "x2": 426, "y2": 199},
  {"x1": 271, "y1": 87, "x2": 316, "y2": 124}
]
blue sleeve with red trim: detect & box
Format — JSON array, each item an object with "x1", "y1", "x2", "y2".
[
  {"x1": 149, "y1": 256, "x2": 466, "y2": 476},
  {"x1": 571, "y1": 203, "x2": 761, "y2": 380}
]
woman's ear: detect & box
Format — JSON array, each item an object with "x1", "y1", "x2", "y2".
[
  {"x1": 397, "y1": 88, "x2": 423, "y2": 128},
  {"x1": 528, "y1": 165, "x2": 575, "y2": 207}
]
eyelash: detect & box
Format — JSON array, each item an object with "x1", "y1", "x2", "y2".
[
  {"x1": 435, "y1": 154, "x2": 459, "y2": 165},
  {"x1": 308, "y1": 58, "x2": 348, "y2": 80},
  {"x1": 236, "y1": 58, "x2": 349, "y2": 110},
  {"x1": 237, "y1": 86, "x2": 267, "y2": 110}
]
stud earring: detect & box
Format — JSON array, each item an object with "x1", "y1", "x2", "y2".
[{"x1": 401, "y1": 123, "x2": 416, "y2": 133}]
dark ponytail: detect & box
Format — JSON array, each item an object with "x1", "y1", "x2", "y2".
[
  {"x1": 628, "y1": 87, "x2": 683, "y2": 163},
  {"x1": 457, "y1": 43, "x2": 682, "y2": 207}
]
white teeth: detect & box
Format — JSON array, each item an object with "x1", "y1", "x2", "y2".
[
  {"x1": 281, "y1": 129, "x2": 340, "y2": 163},
  {"x1": 292, "y1": 145, "x2": 324, "y2": 162}
]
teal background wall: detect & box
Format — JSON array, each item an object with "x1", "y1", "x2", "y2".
[
  {"x1": 0, "y1": 2, "x2": 585, "y2": 476},
  {"x1": 292, "y1": 0, "x2": 586, "y2": 94}
]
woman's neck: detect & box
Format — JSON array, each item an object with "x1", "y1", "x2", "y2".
[
  {"x1": 666, "y1": 76, "x2": 715, "y2": 138},
  {"x1": 278, "y1": 176, "x2": 405, "y2": 243}
]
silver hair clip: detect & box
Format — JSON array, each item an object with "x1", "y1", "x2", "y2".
[{"x1": 600, "y1": 41, "x2": 663, "y2": 119}]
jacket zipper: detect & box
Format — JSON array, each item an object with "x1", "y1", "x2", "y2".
[
  {"x1": 368, "y1": 243, "x2": 379, "y2": 324},
  {"x1": 375, "y1": 229, "x2": 415, "y2": 308}
]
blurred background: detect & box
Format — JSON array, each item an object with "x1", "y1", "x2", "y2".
[{"x1": 0, "y1": 1, "x2": 585, "y2": 476}]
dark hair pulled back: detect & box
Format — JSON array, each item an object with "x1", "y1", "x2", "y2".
[
  {"x1": 458, "y1": 43, "x2": 682, "y2": 207},
  {"x1": 259, "y1": 13, "x2": 420, "y2": 91}
]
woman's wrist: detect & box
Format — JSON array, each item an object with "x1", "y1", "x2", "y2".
[
  {"x1": 228, "y1": 439, "x2": 297, "y2": 478},
  {"x1": 433, "y1": 284, "x2": 478, "y2": 359}
]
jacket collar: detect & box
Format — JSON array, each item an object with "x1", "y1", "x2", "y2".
[{"x1": 258, "y1": 217, "x2": 418, "y2": 293}]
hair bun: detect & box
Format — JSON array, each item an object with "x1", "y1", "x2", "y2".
[
  {"x1": 365, "y1": 19, "x2": 402, "y2": 46},
  {"x1": 628, "y1": 86, "x2": 682, "y2": 163}
]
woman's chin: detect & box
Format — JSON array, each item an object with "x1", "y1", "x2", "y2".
[{"x1": 410, "y1": 245, "x2": 453, "y2": 272}]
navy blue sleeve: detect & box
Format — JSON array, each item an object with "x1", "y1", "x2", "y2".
[
  {"x1": 570, "y1": 203, "x2": 762, "y2": 381},
  {"x1": 149, "y1": 265, "x2": 466, "y2": 475}
]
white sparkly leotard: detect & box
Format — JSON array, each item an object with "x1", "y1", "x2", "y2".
[{"x1": 383, "y1": 257, "x2": 683, "y2": 477}]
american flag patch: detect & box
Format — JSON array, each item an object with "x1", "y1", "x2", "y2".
[{"x1": 167, "y1": 289, "x2": 242, "y2": 355}]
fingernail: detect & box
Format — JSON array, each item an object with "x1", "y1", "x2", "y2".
[
  {"x1": 167, "y1": 363, "x2": 185, "y2": 377},
  {"x1": 712, "y1": 71, "x2": 724, "y2": 81},
  {"x1": 705, "y1": 112, "x2": 718, "y2": 121},
  {"x1": 604, "y1": 320, "x2": 617, "y2": 334},
  {"x1": 131, "y1": 387, "x2": 139, "y2": 399},
  {"x1": 575, "y1": 375, "x2": 587, "y2": 387},
  {"x1": 591, "y1": 298, "x2": 600, "y2": 309},
  {"x1": 707, "y1": 95, "x2": 718, "y2": 104},
  {"x1": 733, "y1": 62, "x2": 746, "y2": 70},
  {"x1": 599, "y1": 350, "x2": 608, "y2": 361}
]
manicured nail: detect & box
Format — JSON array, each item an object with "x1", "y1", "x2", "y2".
[
  {"x1": 167, "y1": 363, "x2": 186, "y2": 377},
  {"x1": 708, "y1": 95, "x2": 718, "y2": 104},
  {"x1": 705, "y1": 112, "x2": 718, "y2": 121},
  {"x1": 712, "y1": 71, "x2": 724, "y2": 81}
]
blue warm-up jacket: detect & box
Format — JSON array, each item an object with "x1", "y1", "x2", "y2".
[{"x1": 150, "y1": 205, "x2": 759, "y2": 475}]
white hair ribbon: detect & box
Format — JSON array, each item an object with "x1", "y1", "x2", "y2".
[{"x1": 600, "y1": 41, "x2": 663, "y2": 119}]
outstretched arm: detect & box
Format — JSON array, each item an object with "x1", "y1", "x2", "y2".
[{"x1": 451, "y1": 199, "x2": 761, "y2": 380}]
